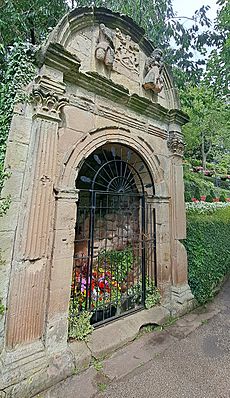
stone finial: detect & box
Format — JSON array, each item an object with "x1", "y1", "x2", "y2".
[
  {"x1": 143, "y1": 48, "x2": 164, "y2": 94},
  {"x1": 167, "y1": 131, "x2": 185, "y2": 156},
  {"x1": 95, "y1": 23, "x2": 115, "y2": 67},
  {"x1": 31, "y1": 86, "x2": 69, "y2": 120}
]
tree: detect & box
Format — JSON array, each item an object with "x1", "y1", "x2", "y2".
[
  {"x1": 181, "y1": 85, "x2": 230, "y2": 170},
  {"x1": 205, "y1": 0, "x2": 230, "y2": 99},
  {"x1": 0, "y1": 0, "x2": 68, "y2": 46}
]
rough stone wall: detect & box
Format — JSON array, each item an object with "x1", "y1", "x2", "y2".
[{"x1": 0, "y1": 7, "x2": 193, "y2": 397}]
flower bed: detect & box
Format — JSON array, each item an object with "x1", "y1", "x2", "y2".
[{"x1": 186, "y1": 201, "x2": 230, "y2": 214}]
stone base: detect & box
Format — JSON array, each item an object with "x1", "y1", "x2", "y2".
[
  {"x1": 170, "y1": 284, "x2": 196, "y2": 316},
  {"x1": 1, "y1": 299, "x2": 198, "y2": 397},
  {"x1": 86, "y1": 306, "x2": 170, "y2": 359},
  {"x1": 0, "y1": 306, "x2": 170, "y2": 398},
  {"x1": 0, "y1": 342, "x2": 75, "y2": 398}
]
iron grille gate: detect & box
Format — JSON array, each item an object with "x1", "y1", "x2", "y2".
[
  {"x1": 71, "y1": 190, "x2": 156, "y2": 326},
  {"x1": 70, "y1": 143, "x2": 157, "y2": 327}
]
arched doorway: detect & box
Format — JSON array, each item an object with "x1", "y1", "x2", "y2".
[{"x1": 70, "y1": 143, "x2": 157, "y2": 326}]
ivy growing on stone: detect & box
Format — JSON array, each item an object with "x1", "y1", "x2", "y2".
[{"x1": 0, "y1": 42, "x2": 35, "y2": 210}]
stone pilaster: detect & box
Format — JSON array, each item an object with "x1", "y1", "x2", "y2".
[
  {"x1": 6, "y1": 79, "x2": 69, "y2": 348},
  {"x1": 168, "y1": 128, "x2": 194, "y2": 309},
  {"x1": 45, "y1": 188, "x2": 79, "y2": 354},
  {"x1": 152, "y1": 196, "x2": 171, "y2": 302},
  {"x1": 23, "y1": 84, "x2": 69, "y2": 260}
]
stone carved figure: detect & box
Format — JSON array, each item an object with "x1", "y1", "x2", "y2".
[
  {"x1": 95, "y1": 23, "x2": 115, "y2": 67},
  {"x1": 143, "y1": 48, "x2": 164, "y2": 94}
]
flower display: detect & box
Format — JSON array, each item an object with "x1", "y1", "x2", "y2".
[{"x1": 72, "y1": 264, "x2": 122, "y2": 311}]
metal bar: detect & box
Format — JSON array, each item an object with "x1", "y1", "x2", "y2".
[
  {"x1": 153, "y1": 207, "x2": 157, "y2": 287},
  {"x1": 88, "y1": 191, "x2": 96, "y2": 310},
  {"x1": 141, "y1": 196, "x2": 146, "y2": 305}
]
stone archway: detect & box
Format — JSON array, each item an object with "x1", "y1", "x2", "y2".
[
  {"x1": 0, "y1": 7, "x2": 194, "y2": 397},
  {"x1": 70, "y1": 142, "x2": 156, "y2": 326}
]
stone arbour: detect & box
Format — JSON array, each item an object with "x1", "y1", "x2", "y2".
[{"x1": 0, "y1": 7, "x2": 194, "y2": 397}]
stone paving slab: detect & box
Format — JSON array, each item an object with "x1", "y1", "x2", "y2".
[
  {"x1": 102, "y1": 330, "x2": 177, "y2": 381},
  {"x1": 36, "y1": 367, "x2": 98, "y2": 398},
  {"x1": 35, "y1": 279, "x2": 229, "y2": 398},
  {"x1": 87, "y1": 306, "x2": 170, "y2": 359}
]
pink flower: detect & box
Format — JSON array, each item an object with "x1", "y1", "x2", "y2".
[
  {"x1": 192, "y1": 198, "x2": 199, "y2": 202},
  {"x1": 200, "y1": 195, "x2": 206, "y2": 201}
]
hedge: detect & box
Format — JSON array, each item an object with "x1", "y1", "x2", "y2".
[{"x1": 185, "y1": 206, "x2": 230, "y2": 304}]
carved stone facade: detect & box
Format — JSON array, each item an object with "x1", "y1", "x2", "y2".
[{"x1": 0, "y1": 7, "x2": 193, "y2": 397}]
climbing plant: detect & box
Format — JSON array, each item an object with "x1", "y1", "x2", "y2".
[{"x1": 0, "y1": 42, "x2": 35, "y2": 203}]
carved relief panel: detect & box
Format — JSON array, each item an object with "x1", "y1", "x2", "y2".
[{"x1": 114, "y1": 28, "x2": 140, "y2": 74}]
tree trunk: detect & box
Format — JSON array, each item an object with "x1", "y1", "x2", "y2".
[
  {"x1": 201, "y1": 132, "x2": 211, "y2": 171},
  {"x1": 201, "y1": 132, "x2": 206, "y2": 170}
]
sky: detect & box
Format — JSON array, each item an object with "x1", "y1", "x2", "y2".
[{"x1": 173, "y1": 0, "x2": 218, "y2": 22}]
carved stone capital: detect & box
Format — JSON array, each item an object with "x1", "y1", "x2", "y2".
[
  {"x1": 167, "y1": 131, "x2": 185, "y2": 156},
  {"x1": 54, "y1": 187, "x2": 79, "y2": 201},
  {"x1": 31, "y1": 86, "x2": 69, "y2": 121}
]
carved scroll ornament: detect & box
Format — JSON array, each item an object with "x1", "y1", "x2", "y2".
[
  {"x1": 32, "y1": 87, "x2": 69, "y2": 120},
  {"x1": 143, "y1": 48, "x2": 164, "y2": 94},
  {"x1": 95, "y1": 23, "x2": 115, "y2": 67},
  {"x1": 167, "y1": 132, "x2": 185, "y2": 156}
]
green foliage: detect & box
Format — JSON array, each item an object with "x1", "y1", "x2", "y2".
[
  {"x1": 205, "y1": 0, "x2": 230, "y2": 98},
  {"x1": 0, "y1": 0, "x2": 68, "y2": 47},
  {"x1": 185, "y1": 206, "x2": 230, "y2": 304},
  {"x1": 181, "y1": 85, "x2": 230, "y2": 166},
  {"x1": 145, "y1": 281, "x2": 161, "y2": 309},
  {"x1": 97, "y1": 383, "x2": 107, "y2": 393},
  {"x1": 99, "y1": 246, "x2": 133, "y2": 285},
  {"x1": 186, "y1": 202, "x2": 230, "y2": 214},
  {"x1": 219, "y1": 194, "x2": 226, "y2": 202},
  {"x1": 0, "y1": 42, "x2": 35, "y2": 197},
  {"x1": 0, "y1": 195, "x2": 11, "y2": 217},
  {"x1": 68, "y1": 302, "x2": 94, "y2": 341},
  {"x1": 93, "y1": 359, "x2": 103, "y2": 371},
  {"x1": 0, "y1": 298, "x2": 5, "y2": 316},
  {"x1": 184, "y1": 171, "x2": 229, "y2": 202}
]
